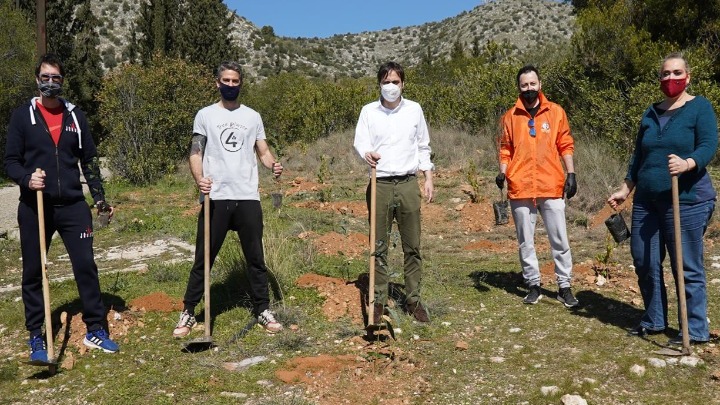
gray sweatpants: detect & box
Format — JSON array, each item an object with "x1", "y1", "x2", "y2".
[{"x1": 510, "y1": 197, "x2": 573, "y2": 288}]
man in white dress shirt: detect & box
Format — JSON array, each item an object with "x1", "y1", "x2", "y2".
[{"x1": 354, "y1": 61, "x2": 435, "y2": 324}]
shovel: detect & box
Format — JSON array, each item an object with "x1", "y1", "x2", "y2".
[
  {"x1": 654, "y1": 175, "x2": 692, "y2": 357},
  {"x1": 271, "y1": 174, "x2": 283, "y2": 209},
  {"x1": 366, "y1": 167, "x2": 379, "y2": 329},
  {"x1": 182, "y1": 195, "x2": 215, "y2": 351},
  {"x1": 493, "y1": 188, "x2": 509, "y2": 225},
  {"x1": 22, "y1": 169, "x2": 58, "y2": 373}
]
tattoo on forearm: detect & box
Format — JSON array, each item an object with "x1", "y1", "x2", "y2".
[{"x1": 190, "y1": 135, "x2": 206, "y2": 156}]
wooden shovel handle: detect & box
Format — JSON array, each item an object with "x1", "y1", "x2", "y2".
[
  {"x1": 672, "y1": 175, "x2": 691, "y2": 354},
  {"x1": 36, "y1": 168, "x2": 54, "y2": 360},
  {"x1": 368, "y1": 167, "x2": 377, "y2": 325},
  {"x1": 203, "y1": 195, "x2": 211, "y2": 338}
]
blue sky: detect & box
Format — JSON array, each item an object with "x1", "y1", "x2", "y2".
[{"x1": 223, "y1": 0, "x2": 485, "y2": 38}]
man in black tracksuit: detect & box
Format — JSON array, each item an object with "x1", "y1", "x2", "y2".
[{"x1": 4, "y1": 54, "x2": 119, "y2": 361}]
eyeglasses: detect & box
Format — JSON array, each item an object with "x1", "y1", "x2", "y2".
[
  {"x1": 528, "y1": 119, "x2": 536, "y2": 137},
  {"x1": 39, "y1": 74, "x2": 63, "y2": 83}
]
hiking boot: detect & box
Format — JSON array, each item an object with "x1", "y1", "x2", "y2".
[
  {"x1": 28, "y1": 334, "x2": 48, "y2": 362},
  {"x1": 523, "y1": 285, "x2": 542, "y2": 304},
  {"x1": 83, "y1": 328, "x2": 119, "y2": 353},
  {"x1": 257, "y1": 309, "x2": 283, "y2": 333},
  {"x1": 557, "y1": 287, "x2": 579, "y2": 308},
  {"x1": 405, "y1": 301, "x2": 430, "y2": 323},
  {"x1": 172, "y1": 310, "x2": 197, "y2": 338}
]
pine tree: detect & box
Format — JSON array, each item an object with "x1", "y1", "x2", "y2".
[
  {"x1": 135, "y1": 0, "x2": 180, "y2": 64},
  {"x1": 64, "y1": 0, "x2": 104, "y2": 142},
  {"x1": 176, "y1": 0, "x2": 240, "y2": 70}
]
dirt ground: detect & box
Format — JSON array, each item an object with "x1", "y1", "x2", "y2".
[
  {"x1": 276, "y1": 180, "x2": 666, "y2": 402},
  {"x1": 56, "y1": 292, "x2": 180, "y2": 370}
]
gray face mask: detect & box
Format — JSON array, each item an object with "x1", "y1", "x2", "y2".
[{"x1": 38, "y1": 81, "x2": 62, "y2": 98}]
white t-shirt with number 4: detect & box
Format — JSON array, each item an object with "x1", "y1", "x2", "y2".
[{"x1": 193, "y1": 103, "x2": 265, "y2": 201}]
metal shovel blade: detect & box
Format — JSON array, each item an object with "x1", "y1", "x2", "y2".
[
  {"x1": 21, "y1": 358, "x2": 58, "y2": 375},
  {"x1": 181, "y1": 336, "x2": 215, "y2": 352},
  {"x1": 653, "y1": 346, "x2": 691, "y2": 357},
  {"x1": 22, "y1": 358, "x2": 58, "y2": 367}
]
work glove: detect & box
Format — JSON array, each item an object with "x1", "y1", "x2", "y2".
[
  {"x1": 495, "y1": 173, "x2": 505, "y2": 189},
  {"x1": 564, "y1": 173, "x2": 577, "y2": 200}
]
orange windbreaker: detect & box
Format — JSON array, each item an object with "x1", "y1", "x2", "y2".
[{"x1": 499, "y1": 92, "x2": 574, "y2": 200}]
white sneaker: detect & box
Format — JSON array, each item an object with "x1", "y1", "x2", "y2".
[
  {"x1": 257, "y1": 309, "x2": 283, "y2": 333},
  {"x1": 172, "y1": 310, "x2": 197, "y2": 338}
]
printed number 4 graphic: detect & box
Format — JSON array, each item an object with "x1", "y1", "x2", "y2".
[{"x1": 225, "y1": 132, "x2": 237, "y2": 148}]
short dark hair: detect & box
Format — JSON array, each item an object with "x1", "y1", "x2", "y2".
[
  {"x1": 377, "y1": 61, "x2": 405, "y2": 84},
  {"x1": 35, "y1": 53, "x2": 65, "y2": 77},
  {"x1": 215, "y1": 61, "x2": 244, "y2": 81},
  {"x1": 516, "y1": 65, "x2": 539, "y2": 86}
]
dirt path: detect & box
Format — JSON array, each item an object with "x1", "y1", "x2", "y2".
[{"x1": 0, "y1": 185, "x2": 20, "y2": 238}]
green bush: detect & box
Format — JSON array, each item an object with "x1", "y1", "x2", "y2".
[
  {"x1": 0, "y1": 2, "x2": 35, "y2": 179},
  {"x1": 98, "y1": 56, "x2": 215, "y2": 184}
]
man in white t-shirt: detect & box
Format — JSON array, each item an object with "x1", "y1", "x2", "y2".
[
  {"x1": 173, "y1": 61, "x2": 284, "y2": 337},
  {"x1": 354, "y1": 61, "x2": 435, "y2": 325}
]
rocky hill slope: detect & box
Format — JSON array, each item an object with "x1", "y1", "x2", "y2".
[{"x1": 90, "y1": 0, "x2": 574, "y2": 80}]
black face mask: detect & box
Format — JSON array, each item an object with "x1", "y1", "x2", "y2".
[
  {"x1": 38, "y1": 81, "x2": 62, "y2": 98},
  {"x1": 521, "y1": 90, "x2": 538, "y2": 104},
  {"x1": 219, "y1": 83, "x2": 240, "y2": 101}
]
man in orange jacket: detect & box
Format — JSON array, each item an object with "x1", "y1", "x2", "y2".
[{"x1": 496, "y1": 65, "x2": 579, "y2": 307}]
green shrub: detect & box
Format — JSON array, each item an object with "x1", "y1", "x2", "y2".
[{"x1": 98, "y1": 56, "x2": 215, "y2": 184}]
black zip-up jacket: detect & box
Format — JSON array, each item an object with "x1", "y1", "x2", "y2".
[{"x1": 4, "y1": 97, "x2": 105, "y2": 205}]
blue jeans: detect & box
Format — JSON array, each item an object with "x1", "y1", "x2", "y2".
[{"x1": 630, "y1": 199, "x2": 715, "y2": 341}]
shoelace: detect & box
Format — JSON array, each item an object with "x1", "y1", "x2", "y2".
[
  {"x1": 30, "y1": 336, "x2": 45, "y2": 351},
  {"x1": 92, "y1": 329, "x2": 109, "y2": 339}
]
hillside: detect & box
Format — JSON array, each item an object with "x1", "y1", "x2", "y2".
[{"x1": 91, "y1": 0, "x2": 574, "y2": 80}]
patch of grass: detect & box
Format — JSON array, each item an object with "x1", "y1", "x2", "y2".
[{"x1": 1, "y1": 131, "x2": 720, "y2": 404}]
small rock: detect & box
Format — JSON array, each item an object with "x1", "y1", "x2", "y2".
[
  {"x1": 289, "y1": 324, "x2": 299, "y2": 331},
  {"x1": 220, "y1": 392, "x2": 247, "y2": 399},
  {"x1": 583, "y1": 378, "x2": 597, "y2": 384},
  {"x1": 711, "y1": 263, "x2": 720, "y2": 269},
  {"x1": 561, "y1": 394, "x2": 588, "y2": 405},
  {"x1": 596, "y1": 274, "x2": 606, "y2": 286},
  {"x1": 455, "y1": 341, "x2": 469, "y2": 351},
  {"x1": 489, "y1": 356, "x2": 505, "y2": 363},
  {"x1": 630, "y1": 364, "x2": 646, "y2": 376},
  {"x1": 222, "y1": 356, "x2": 268, "y2": 372},
  {"x1": 647, "y1": 358, "x2": 667, "y2": 368},
  {"x1": 509, "y1": 327, "x2": 521, "y2": 333},
  {"x1": 256, "y1": 379, "x2": 274, "y2": 387},
  {"x1": 666, "y1": 358, "x2": 679, "y2": 365},
  {"x1": 631, "y1": 298, "x2": 643, "y2": 307},
  {"x1": 450, "y1": 198, "x2": 462, "y2": 204},
  {"x1": 540, "y1": 386, "x2": 559, "y2": 396},
  {"x1": 454, "y1": 203, "x2": 465, "y2": 211},
  {"x1": 679, "y1": 356, "x2": 703, "y2": 367},
  {"x1": 711, "y1": 370, "x2": 720, "y2": 380},
  {"x1": 710, "y1": 278, "x2": 720, "y2": 284},
  {"x1": 61, "y1": 351, "x2": 75, "y2": 370},
  {"x1": 441, "y1": 322, "x2": 451, "y2": 327}
]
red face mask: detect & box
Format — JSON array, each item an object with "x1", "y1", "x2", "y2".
[{"x1": 660, "y1": 78, "x2": 687, "y2": 98}]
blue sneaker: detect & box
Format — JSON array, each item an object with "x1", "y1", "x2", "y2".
[
  {"x1": 83, "y1": 329, "x2": 119, "y2": 353},
  {"x1": 28, "y1": 335, "x2": 48, "y2": 362}
]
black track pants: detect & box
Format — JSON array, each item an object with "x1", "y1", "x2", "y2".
[
  {"x1": 18, "y1": 199, "x2": 105, "y2": 336},
  {"x1": 182, "y1": 200, "x2": 270, "y2": 316}
]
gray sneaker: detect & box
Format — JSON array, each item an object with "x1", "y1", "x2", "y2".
[
  {"x1": 523, "y1": 285, "x2": 542, "y2": 304},
  {"x1": 557, "y1": 287, "x2": 579, "y2": 308}
]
